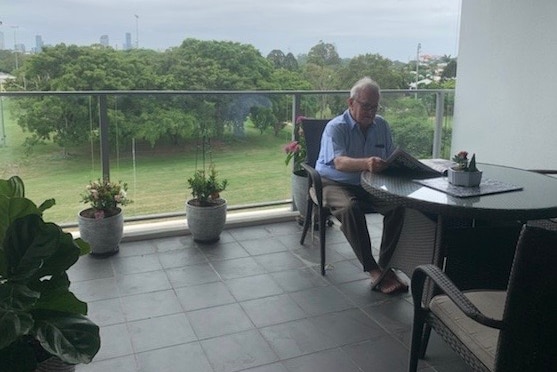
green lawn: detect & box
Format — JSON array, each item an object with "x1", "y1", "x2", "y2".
[{"x1": 0, "y1": 100, "x2": 294, "y2": 224}]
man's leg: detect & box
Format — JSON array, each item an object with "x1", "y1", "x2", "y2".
[{"x1": 321, "y1": 179, "x2": 380, "y2": 272}]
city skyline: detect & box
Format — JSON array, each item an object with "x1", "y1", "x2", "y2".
[{"x1": 2, "y1": 0, "x2": 461, "y2": 62}]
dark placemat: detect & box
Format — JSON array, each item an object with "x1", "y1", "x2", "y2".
[{"x1": 414, "y1": 177, "x2": 523, "y2": 198}]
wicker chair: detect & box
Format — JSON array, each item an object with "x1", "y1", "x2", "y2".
[
  {"x1": 408, "y1": 225, "x2": 557, "y2": 372},
  {"x1": 298, "y1": 118, "x2": 340, "y2": 275}
]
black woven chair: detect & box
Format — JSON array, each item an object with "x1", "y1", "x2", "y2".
[
  {"x1": 299, "y1": 118, "x2": 378, "y2": 276},
  {"x1": 408, "y1": 224, "x2": 557, "y2": 372}
]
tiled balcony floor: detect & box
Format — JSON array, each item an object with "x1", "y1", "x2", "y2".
[{"x1": 70, "y1": 214, "x2": 471, "y2": 372}]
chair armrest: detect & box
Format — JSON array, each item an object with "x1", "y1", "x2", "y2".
[
  {"x1": 412, "y1": 264, "x2": 504, "y2": 329},
  {"x1": 301, "y1": 163, "x2": 324, "y2": 206}
]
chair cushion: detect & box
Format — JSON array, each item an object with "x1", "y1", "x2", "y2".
[{"x1": 429, "y1": 290, "x2": 506, "y2": 370}]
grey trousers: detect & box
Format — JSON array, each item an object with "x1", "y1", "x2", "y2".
[{"x1": 321, "y1": 177, "x2": 405, "y2": 272}]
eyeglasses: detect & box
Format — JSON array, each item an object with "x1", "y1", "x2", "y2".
[{"x1": 355, "y1": 100, "x2": 381, "y2": 112}]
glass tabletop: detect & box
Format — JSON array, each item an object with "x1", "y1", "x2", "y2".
[{"x1": 361, "y1": 163, "x2": 557, "y2": 220}]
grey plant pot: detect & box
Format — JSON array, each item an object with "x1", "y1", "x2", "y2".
[
  {"x1": 291, "y1": 171, "x2": 308, "y2": 219},
  {"x1": 78, "y1": 207, "x2": 123, "y2": 257},
  {"x1": 186, "y1": 199, "x2": 227, "y2": 243}
]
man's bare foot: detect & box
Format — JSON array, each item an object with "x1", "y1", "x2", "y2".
[{"x1": 370, "y1": 269, "x2": 408, "y2": 295}]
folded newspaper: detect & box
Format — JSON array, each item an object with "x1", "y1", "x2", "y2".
[{"x1": 381, "y1": 148, "x2": 453, "y2": 178}]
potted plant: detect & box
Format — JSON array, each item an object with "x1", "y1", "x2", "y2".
[
  {"x1": 0, "y1": 176, "x2": 100, "y2": 372},
  {"x1": 78, "y1": 178, "x2": 132, "y2": 256},
  {"x1": 448, "y1": 151, "x2": 483, "y2": 187},
  {"x1": 283, "y1": 115, "x2": 308, "y2": 223},
  {"x1": 185, "y1": 117, "x2": 229, "y2": 243},
  {"x1": 186, "y1": 164, "x2": 228, "y2": 242}
]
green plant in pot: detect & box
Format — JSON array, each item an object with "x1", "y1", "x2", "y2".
[
  {"x1": 78, "y1": 178, "x2": 132, "y2": 256},
  {"x1": 0, "y1": 176, "x2": 100, "y2": 372},
  {"x1": 185, "y1": 119, "x2": 229, "y2": 243}
]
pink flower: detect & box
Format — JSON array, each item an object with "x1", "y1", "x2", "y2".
[
  {"x1": 94, "y1": 210, "x2": 105, "y2": 219},
  {"x1": 295, "y1": 115, "x2": 307, "y2": 125},
  {"x1": 283, "y1": 141, "x2": 300, "y2": 154}
]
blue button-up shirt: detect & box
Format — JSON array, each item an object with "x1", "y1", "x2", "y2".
[{"x1": 315, "y1": 110, "x2": 395, "y2": 185}]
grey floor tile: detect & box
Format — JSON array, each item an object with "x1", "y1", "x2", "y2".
[
  {"x1": 128, "y1": 313, "x2": 197, "y2": 352},
  {"x1": 253, "y1": 251, "x2": 306, "y2": 272},
  {"x1": 270, "y1": 268, "x2": 328, "y2": 293},
  {"x1": 157, "y1": 246, "x2": 207, "y2": 268},
  {"x1": 309, "y1": 308, "x2": 383, "y2": 347},
  {"x1": 228, "y1": 226, "x2": 274, "y2": 241},
  {"x1": 198, "y1": 240, "x2": 250, "y2": 261},
  {"x1": 187, "y1": 303, "x2": 254, "y2": 339},
  {"x1": 288, "y1": 286, "x2": 354, "y2": 316},
  {"x1": 71, "y1": 276, "x2": 119, "y2": 302},
  {"x1": 165, "y1": 262, "x2": 220, "y2": 288},
  {"x1": 120, "y1": 289, "x2": 183, "y2": 321},
  {"x1": 117, "y1": 240, "x2": 157, "y2": 257},
  {"x1": 241, "y1": 293, "x2": 306, "y2": 328},
  {"x1": 225, "y1": 273, "x2": 283, "y2": 301},
  {"x1": 86, "y1": 298, "x2": 125, "y2": 326},
  {"x1": 342, "y1": 336, "x2": 410, "y2": 372},
  {"x1": 111, "y1": 253, "x2": 163, "y2": 275},
  {"x1": 283, "y1": 348, "x2": 362, "y2": 372},
  {"x1": 240, "y1": 238, "x2": 289, "y2": 256},
  {"x1": 317, "y1": 259, "x2": 369, "y2": 284},
  {"x1": 201, "y1": 329, "x2": 279, "y2": 372},
  {"x1": 175, "y1": 281, "x2": 236, "y2": 311},
  {"x1": 239, "y1": 363, "x2": 288, "y2": 372},
  {"x1": 76, "y1": 355, "x2": 138, "y2": 372},
  {"x1": 211, "y1": 256, "x2": 267, "y2": 279},
  {"x1": 93, "y1": 323, "x2": 134, "y2": 362},
  {"x1": 68, "y1": 255, "x2": 114, "y2": 282},
  {"x1": 136, "y1": 342, "x2": 213, "y2": 372},
  {"x1": 116, "y1": 270, "x2": 171, "y2": 296},
  {"x1": 259, "y1": 318, "x2": 337, "y2": 359}
]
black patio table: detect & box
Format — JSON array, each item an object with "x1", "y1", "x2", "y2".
[{"x1": 360, "y1": 163, "x2": 557, "y2": 291}]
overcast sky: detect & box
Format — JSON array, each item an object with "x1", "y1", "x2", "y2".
[{"x1": 3, "y1": 0, "x2": 461, "y2": 62}]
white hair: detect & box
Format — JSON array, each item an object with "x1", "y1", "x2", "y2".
[{"x1": 350, "y1": 77, "x2": 381, "y2": 99}]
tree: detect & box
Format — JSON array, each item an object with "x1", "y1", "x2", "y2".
[
  {"x1": 307, "y1": 41, "x2": 341, "y2": 67},
  {"x1": 249, "y1": 106, "x2": 277, "y2": 135},
  {"x1": 267, "y1": 49, "x2": 286, "y2": 69},
  {"x1": 337, "y1": 53, "x2": 407, "y2": 89}
]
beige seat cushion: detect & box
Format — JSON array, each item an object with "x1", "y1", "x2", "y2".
[{"x1": 429, "y1": 290, "x2": 506, "y2": 371}]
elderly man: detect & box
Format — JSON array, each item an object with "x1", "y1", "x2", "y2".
[{"x1": 315, "y1": 76, "x2": 407, "y2": 294}]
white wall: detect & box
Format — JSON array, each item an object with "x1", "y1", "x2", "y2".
[{"x1": 453, "y1": 0, "x2": 557, "y2": 170}]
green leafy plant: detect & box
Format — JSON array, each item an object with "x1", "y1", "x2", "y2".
[
  {"x1": 451, "y1": 151, "x2": 479, "y2": 172},
  {"x1": 0, "y1": 176, "x2": 100, "y2": 372},
  {"x1": 187, "y1": 164, "x2": 228, "y2": 206},
  {"x1": 80, "y1": 178, "x2": 132, "y2": 219}
]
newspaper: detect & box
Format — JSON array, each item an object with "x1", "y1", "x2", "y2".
[{"x1": 382, "y1": 148, "x2": 453, "y2": 179}]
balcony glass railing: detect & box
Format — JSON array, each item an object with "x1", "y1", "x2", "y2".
[{"x1": 0, "y1": 89, "x2": 454, "y2": 226}]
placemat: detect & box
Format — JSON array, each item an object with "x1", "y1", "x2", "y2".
[{"x1": 414, "y1": 177, "x2": 523, "y2": 198}]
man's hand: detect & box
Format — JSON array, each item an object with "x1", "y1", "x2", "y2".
[{"x1": 368, "y1": 156, "x2": 387, "y2": 173}]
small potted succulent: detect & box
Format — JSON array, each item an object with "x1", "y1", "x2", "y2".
[
  {"x1": 448, "y1": 151, "x2": 483, "y2": 187},
  {"x1": 78, "y1": 178, "x2": 132, "y2": 256}
]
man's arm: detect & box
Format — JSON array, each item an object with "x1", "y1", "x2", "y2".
[{"x1": 334, "y1": 155, "x2": 387, "y2": 173}]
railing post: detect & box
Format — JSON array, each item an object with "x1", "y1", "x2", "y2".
[
  {"x1": 432, "y1": 91, "x2": 445, "y2": 158},
  {"x1": 98, "y1": 94, "x2": 110, "y2": 181},
  {"x1": 292, "y1": 93, "x2": 301, "y2": 140}
]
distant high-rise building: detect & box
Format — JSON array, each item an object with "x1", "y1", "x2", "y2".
[
  {"x1": 123, "y1": 32, "x2": 132, "y2": 50},
  {"x1": 100, "y1": 35, "x2": 109, "y2": 47},
  {"x1": 35, "y1": 35, "x2": 43, "y2": 53},
  {"x1": 0, "y1": 31, "x2": 4, "y2": 50}
]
